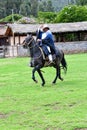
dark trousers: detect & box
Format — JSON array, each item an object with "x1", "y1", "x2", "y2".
[
  {"x1": 41, "y1": 45, "x2": 50, "y2": 56},
  {"x1": 43, "y1": 42, "x2": 57, "y2": 55}
]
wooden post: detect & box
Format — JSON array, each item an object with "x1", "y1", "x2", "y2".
[
  {"x1": 8, "y1": 36, "x2": 11, "y2": 45},
  {"x1": 56, "y1": 34, "x2": 59, "y2": 42},
  {"x1": 77, "y1": 32, "x2": 81, "y2": 41},
  {"x1": 13, "y1": 33, "x2": 15, "y2": 45},
  {"x1": 18, "y1": 35, "x2": 20, "y2": 44}
]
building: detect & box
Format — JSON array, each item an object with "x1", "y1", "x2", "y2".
[
  {"x1": 0, "y1": 24, "x2": 9, "y2": 46},
  {"x1": 5, "y1": 22, "x2": 87, "y2": 45},
  {"x1": 0, "y1": 21, "x2": 87, "y2": 57}
]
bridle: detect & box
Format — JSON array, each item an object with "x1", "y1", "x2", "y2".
[
  {"x1": 23, "y1": 36, "x2": 45, "y2": 60},
  {"x1": 27, "y1": 37, "x2": 35, "y2": 48}
]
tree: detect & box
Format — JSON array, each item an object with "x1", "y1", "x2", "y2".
[
  {"x1": 75, "y1": 0, "x2": 87, "y2": 5},
  {"x1": 0, "y1": 14, "x2": 22, "y2": 22},
  {"x1": 38, "y1": 0, "x2": 54, "y2": 12},
  {"x1": 70, "y1": 0, "x2": 76, "y2": 4},
  {"x1": 20, "y1": 1, "x2": 31, "y2": 16},
  {"x1": 30, "y1": 0, "x2": 38, "y2": 17},
  {"x1": 46, "y1": 0, "x2": 54, "y2": 12},
  {"x1": 38, "y1": 1, "x2": 47, "y2": 12},
  {"x1": 38, "y1": 11, "x2": 57, "y2": 23},
  {"x1": 54, "y1": 5, "x2": 87, "y2": 23},
  {"x1": 4, "y1": 0, "x2": 22, "y2": 16},
  {"x1": 0, "y1": 0, "x2": 6, "y2": 18}
]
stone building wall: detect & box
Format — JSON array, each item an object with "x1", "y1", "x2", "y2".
[
  {"x1": 55, "y1": 41, "x2": 87, "y2": 54},
  {"x1": 1, "y1": 41, "x2": 87, "y2": 57}
]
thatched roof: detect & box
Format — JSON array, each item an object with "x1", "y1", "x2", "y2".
[
  {"x1": 6, "y1": 23, "x2": 39, "y2": 35},
  {"x1": 17, "y1": 17, "x2": 36, "y2": 24},
  {"x1": 0, "y1": 25, "x2": 7, "y2": 37},
  {"x1": 5, "y1": 21, "x2": 87, "y2": 36}
]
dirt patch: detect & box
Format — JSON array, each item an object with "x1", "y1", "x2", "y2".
[
  {"x1": 0, "y1": 113, "x2": 8, "y2": 119},
  {"x1": 75, "y1": 128, "x2": 87, "y2": 130},
  {"x1": 43, "y1": 102, "x2": 60, "y2": 110},
  {"x1": 46, "y1": 128, "x2": 62, "y2": 130},
  {"x1": 43, "y1": 102, "x2": 60, "y2": 107}
]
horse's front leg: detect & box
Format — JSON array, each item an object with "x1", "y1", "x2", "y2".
[
  {"x1": 32, "y1": 67, "x2": 38, "y2": 83},
  {"x1": 32, "y1": 65, "x2": 45, "y2": 86},
  {"x1": 37, "y1": 69, "x2": 45, "y2": 86}
]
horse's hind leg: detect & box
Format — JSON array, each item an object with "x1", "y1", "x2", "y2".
[
  {"x1": 52, "y1": 67, "x2": 59, "y2": 84},
  {"x1": 37, "y1": 69, "x2": 45, "y2": 86},
  {"x1": 52, "y1": 66, "x2": 63, "y2": 84},
  {"x1": 58, "y1": 66, "x2": 63, "y2": 81}
]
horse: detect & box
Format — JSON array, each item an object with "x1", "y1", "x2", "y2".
[{"x1": 22, "y1": 34, "x2": 67, "y2": 86}]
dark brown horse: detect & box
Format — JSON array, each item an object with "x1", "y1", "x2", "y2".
[{"x1": 22, "y1": 34, "x2": 67, "y2": 86}]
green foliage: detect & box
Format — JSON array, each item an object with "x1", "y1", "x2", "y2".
[
  {"x1": 30, "y1": 0, "x2": 38, "y2": 17},
  {"x1": 54, "y1": 5, "x2": 87, "y2": 23},
  {"x1": 46, "y1": 0, "x2": 54, "y2": 12},
  {"x1": 0, "y1": 54, "x2": 87, "y2": 129},
  {"x1": 0, "y1": 0, "x2": 54, "y2": 19},
  {"x1": 1, "y1": 1, "x2": 87, "y2": 23},
  {"x1": 38, "y1": 0, "x2": 54, "y2": 12},
  {"x1": 0, "y1": 14, "x2": 22, "y2": 22},
  {"x1": 17, "y1": 17, "x2": 36, "y2": 24},
  {"x1": 75, "y1": 0, "x2": 87, "y2": 5},
  {"x1": 20, "y1": 2, "x2": 31, "y2": 16},
  {"x1": 38, "y1": 11, "x2": 57, "y2": 23}
]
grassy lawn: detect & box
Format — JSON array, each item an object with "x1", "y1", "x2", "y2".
[{"x1": 0, "y1": 53, "x2": 87, "y2": 130}]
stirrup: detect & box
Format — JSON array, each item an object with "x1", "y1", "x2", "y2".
[{"x1": 48, "y1": 60, "x2": 54, "y2": 65}]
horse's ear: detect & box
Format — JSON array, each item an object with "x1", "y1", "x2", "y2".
[
  {"x1": 27, "y1": 33, "x2": 32, "y2": 36},
  {"x1": 30, "y1": 33, "x2": 32, "y2": 37},
  {"x1": 27, "y1": 34, "x2": 29, "y2": 37}
]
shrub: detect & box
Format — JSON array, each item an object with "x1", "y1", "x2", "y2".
[
  {"x1": 0, "y1": 14, "x2": 22, "y2": 22},
  {"x1": 38, "y1": 11, "x2": 57, "y2": 23},
  {"x1": 54, "y1": 5, "x2": 87, "y2": 23}
]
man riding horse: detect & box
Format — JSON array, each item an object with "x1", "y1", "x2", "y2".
[
  {"x1": 36, "y1": 24, "x2": 59, "y2": 64},
  {"x1": 22, "y1": 33, "x2": 67, "y2": 86}
]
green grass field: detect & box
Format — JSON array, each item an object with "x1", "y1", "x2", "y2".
[{"x1": 0, "y1": 53, "x2": 87, "y2": 130}]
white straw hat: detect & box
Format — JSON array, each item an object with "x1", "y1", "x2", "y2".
[{"x1": 43, "y1": 24, "x2": 49, "y2": 30}]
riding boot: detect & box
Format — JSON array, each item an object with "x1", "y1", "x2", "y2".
[{"x1": 48, "y1": 54, "x2": 53, "y2": 63}]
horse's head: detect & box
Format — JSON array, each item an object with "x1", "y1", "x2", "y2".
[{"x1": 22, "y1": 34, "x2": 34, "y2": 48}]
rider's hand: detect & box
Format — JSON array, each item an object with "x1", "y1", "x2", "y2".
[
  {"x1": 38, "y1": 25, "x2": 43, "y2": 32},
  {"x1": 37, "y1": 39, "x2": 42, "y2": 42}
]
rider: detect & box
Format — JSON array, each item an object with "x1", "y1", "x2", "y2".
[{"x1": 36, "y1": 24, "x2": 58, "y2": 63}]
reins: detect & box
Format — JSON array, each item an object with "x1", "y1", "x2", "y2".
[
  {"x1": 28, "y1": 37, "x2": 35, "y2": 48},
  {"x1": 27, "y1": 37, "x2": 45, "y2": 60}
]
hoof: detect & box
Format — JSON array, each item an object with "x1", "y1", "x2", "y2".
[
  {"x1": 41, "y1": 82, "x2": 45, "y2": 86},
  {"x1": 52, "y1": 81, "x2": 56, "y2": 84},
  {"x1": 59, "y1": 78, "x2": 63, "y2": 81},
  {"x1": 35, "y1": 80, "x2": 38, "y2": 83},
  {"x1": 32, "y1": 77, "x2": 38, "y2": 83}
]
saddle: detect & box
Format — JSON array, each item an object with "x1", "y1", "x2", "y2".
[
  {"x1": 39, "y1": 47, "x2": 56, "y2": 66},
  {"x1": 29, "y1": 47, "x2": 56, "y2": 67}
]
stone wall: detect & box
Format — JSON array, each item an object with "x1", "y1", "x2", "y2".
[
  {"x1": 55, "y1": 41, "x2": 87, "y2": 54},
  {"x1": 4, "y1": 45, "x2": 28, "y2": 57},
  {"x1": 1, "y1": 41, "x2": 87, "y2": 58},
  {"x1": 0, "y1": 46, "x2": 5, "y2": 58}
]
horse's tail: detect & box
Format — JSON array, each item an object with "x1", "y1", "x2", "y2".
[{"x1": 61, "y1": 52, "x2": 67, "y2": 74}]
